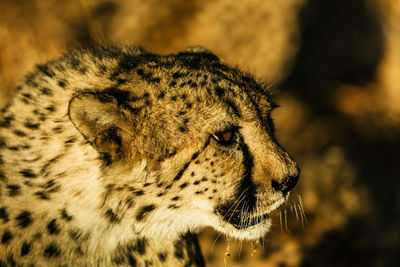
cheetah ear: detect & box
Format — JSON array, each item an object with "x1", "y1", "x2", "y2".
[
  {"x1": 184, "y1": 46, "x2": 215, "y2": 54},
  {"x1": 68, "y1": 91, "x2": 130, "y2": 162}
]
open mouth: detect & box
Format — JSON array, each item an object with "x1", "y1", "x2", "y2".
[{"x1": 216, "y1": 207, "x2": 269, "y2": 229}]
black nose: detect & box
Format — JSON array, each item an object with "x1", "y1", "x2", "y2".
[{"x1": 271, "y1": 175, "x2": 299, "y2": 195}]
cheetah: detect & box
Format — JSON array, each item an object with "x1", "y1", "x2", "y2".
[{"x1": 0, "y1": 46, "x2": 299, "y2": 266}]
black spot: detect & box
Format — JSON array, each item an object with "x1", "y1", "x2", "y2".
[
  {"x1": 172, "y1": 72, "x2": 184, "y2": 79},
  {"x1": 171, "y1": 196, "x2": 180, "y2": 201},
  {"x1": 61, "y1": 208, "x2": 73, "y2": 221},
  {"x1": 191, "y1": 172, "x2": 195, "y2": 176},
  {"x1": 156, "y1": 192, "x2": 164, "y2": 197},
  {"x1": 195, "y1": 191, "x2": 203, "y2": 195},
  {"x1": 179, "y1": 126, "x2": 187, "y2": 133},
  {"x1": 0, "y1": 207, "x2": 9, "y2": 223},
  {"x1": 21, "y1": 242, "x2": 31, "y2": 256},
  {"x1": 34, "y1": 191, "x2": 50, "y2": 200},
  {"x1": 179, "y1": 183, "x2": 188, "y2": 189},
  {"x1": 186, "y1": 103, "x2": 192, "y2": 109},
  {"x1": 157, "y1": 92, "x2": 165, "y2": 99},
  {"x1": 22, "y1": 93, "x2": 32, "y2": 99},
  {"x1": 193, "y1": 180, "x2": 200, "y2": 185},
  {"x1": 20, "y1": 169, "x2": 37, "y2": 178},
  {"x1": 15, "y1": 211, "x2": 33, "y2": 228},
  {"x1": 24, "y1": 121, "x2": 40, "y2": 130},
  {"x1": 173, "y1": 161, "x2": 190, "y2": 182},
  {"x1": 201, "y1": 177, "x2": 208, "y2": 182},
  {"x1": 174, "y1": 240, "x2": 185, "y2": 259},
  {"x1": 37, "y1": 64, "x2": 55, "y2": 78},
  {"x1": 158, "y1": 252, "x2": 167, "y2": 262},
  {"x1": 178, "y1": 111, "x2": 187, "y2": 116},
  {"x1": 1, "y1": 230, "x2": 12, "y2": 244},
  {"x1": 7, "y1": 184, "x2": 20, "y2": 196},
  {"x1": 136, "y1": 205, "x2": 156, "y2": 221},
  {"x1": 41, "y1": 87, "x2": 52, "y2": 96},
  {"x1": 133, "y1": 238, "x2": 147, "y2": 255},
  {"x1": 105, "y1": 209, "x2": 119, "y2": 223},
  {"x1": 13, "y1": 130, "x2": 26, "y2": 137},
  {"x1": 143, "y1": 183, "x2": 151, "y2": 187},
  {"x1": 46, "y1": 106, "x2": 56, "y2": 112},
  {"x1": 44, "y1": 243, "x2": 61, "y2": 258},
  {"x1": 57, "y1": 80, "x2": 66, "y2": 88},
  {"x1": 134, "y1": 190, "x2": 144, "y2": 196},
  {"x1": 47, "y1": 219, "x2": 60, "y2": 235},
  {"x1": 170, "y1": 96, "x2": 177, "y2": 101},
  {"x1": 169, "y1": 81, "x2": 177, "y2": 87},
  {"x1": 168, "y1": 204, "x2": 179, "y2": 209},
  {"x1": 127, "y1": 254, "x2": 137, "y2": 267}
]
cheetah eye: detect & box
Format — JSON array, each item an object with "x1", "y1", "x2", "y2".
[{"x1": 212, "y1": 127, "x2": 238, "y2": 146}]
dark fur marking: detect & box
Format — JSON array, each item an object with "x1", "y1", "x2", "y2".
[
  {"x1": 69, "y1": 229, "x2": 82, "y2": 241},
  {"x1": 0, "y1": 207, "x2": 9, "y2": 223},
  {"x1": 179, "y1": 126, "x2": 187, "y2": 133},
  {"x1": 193, "y1": 180, "x2": 200, "y2": 185},
  {"x1": 13, "y1": 130, "x2": 26, "y2": 137},
  {"x1": 157, "y1": 92, "x2": 165, "y2": 99},
  {"x1": 37, "y1": 64, "x2": 55, "y2": 78},
  {"x1": 225, "y1": 99, "x2": 241, "y2": 118},
  {"x1": 34, "y1": 191, "x2": 50, "y2": 200},
  {"x1": 44, "y1": 243, "x2": 61, "y2": 258},
  {"x1": 61, "y1": 209, "x2": 73, "y2": 221},
  {"x1": 20, "y1": 169, "x2": 37, "y2": 178},
  {"x1": 57, "y1": 80, "x2": 66, "y2": 88},
  {"x1": 168, "y1": 204, "x2": 179, "y2": 209},
  {"x1": 173, "y1": 161, "x2": 191, "y2": 182},
  {"x1": 21, "y1": 241, "x2": 31, "y2": 256},
  {"x1": 1, "y1": 230, "x2": 12, "y2": 244},
  {"x1": 47, "y1": 219, "x2": 60, "y2": 235},
  {"x1": 174, "y1": 239, "x2": 185, "y2": 259},
  {"x1": 136, "y1": 205, "x2": 156, "y2": 221},
  {"x1": 143, "y1": 183, "x2": 151, "y2": 187},
  {"x1": 105, "y1": 209, "x2": 119, "y2": 223},
  {"x1": 132, "y1": 238, "x2": 147, "y2": 255},
  {"x1": 156, "y1": 192, "x2": 164, "y2": 197},
  {"x1": 7, "y1": 184, "x2": 21, "y2": 196},
  {"x1": 118, "y1": 55, "x2": 138, "y2": 71},
  {"x1": 46, "y1": 106, "x2": 56, "y2": 112},
  {"x1": 179, "y1": 183, "x2": 188, "y2": 189},
  {"x1": 41, "y1": 87, "x2": 52, "y2": 96},
  {"x1": 134, "y1": 190, "x2": 144, "y2": 196},
  {"x1": 171, "y1": 196, "x2": 180, "y2": 201},
  {"x1": 127, "y1": 254, "x2": 137, "y2": 266},
  {"x1": 158, "y1": 252, "x2": 167, "y2": 262},
  {"x1": 24, "y1": 121, "x2": 40, "y2": 130},
  {"x1": 195, "y1": 191, "x2": 203, "y2": 195},
  {"x1": 15, "y1": 211, "x2": 33, "y2": 228}
]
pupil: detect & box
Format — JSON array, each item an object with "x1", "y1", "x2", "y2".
[{"x1": 223, "y1": 131, "x2": 232, "y2": 141}]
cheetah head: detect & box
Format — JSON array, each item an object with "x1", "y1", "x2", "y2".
[{"x1": 68, "y1": 47, "x2": 299, "y2": 241}]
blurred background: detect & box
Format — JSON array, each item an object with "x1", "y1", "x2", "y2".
[{"x1": 0, "y1": 0, "x2": 399, "y2": 266}]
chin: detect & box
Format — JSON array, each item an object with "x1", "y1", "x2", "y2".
[{"x1": 213, "y1": 214, "x2": 272, "y2": 240}]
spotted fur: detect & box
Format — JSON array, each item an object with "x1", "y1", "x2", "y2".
[{"x1": 0, "y1": 46, "x2": 299, "y2": 266}]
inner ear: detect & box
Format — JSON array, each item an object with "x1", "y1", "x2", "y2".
[{"x1": 68, "y1": 92, "x2": 128, "y2": 162}]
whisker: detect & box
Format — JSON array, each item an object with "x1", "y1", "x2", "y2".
[{"x1": 284, "y1": 207, "x2": 291, "y2": 234}]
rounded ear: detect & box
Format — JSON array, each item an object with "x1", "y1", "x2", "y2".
[
  {"x1": 68, "y1": 92, "x2": 129, "y2": 163},
  {"x1": 184, "y1": 46, "x2": 215, "y2": 54}
]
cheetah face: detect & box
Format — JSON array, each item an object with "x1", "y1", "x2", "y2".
[{"x1": 68, "y1": 49, "x2": 299, "y2": 241}]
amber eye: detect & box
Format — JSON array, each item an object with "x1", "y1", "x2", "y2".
[{"x1": 212, "y1": 127, "x2": 238, "y2": 146}]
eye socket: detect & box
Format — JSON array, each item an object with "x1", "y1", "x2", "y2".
[{"x1": 212, "y1": 127, "x2": 238, "y2": 146}]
